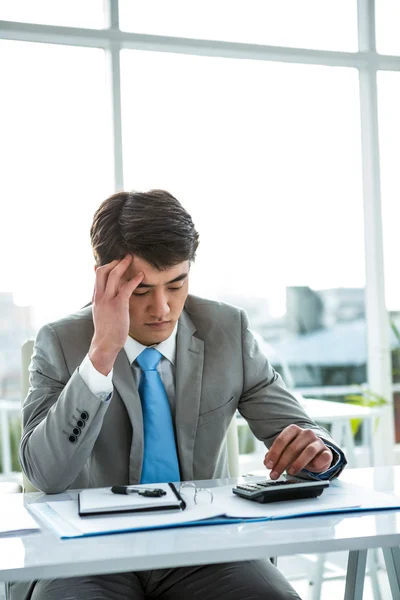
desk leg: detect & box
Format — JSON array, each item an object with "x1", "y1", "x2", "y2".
[
  {"x1": 344, "y1": 550, "x2": 367, "y2": 600},
  {"x1": 382, "y1": 547, "x2": 400, "y2": 598},
  {"x1": 309, "y1": 553, "x2": 325, "y2": 600},
  {"x1": 368, "y1": 549, "x2": 382, "y2": 600}
]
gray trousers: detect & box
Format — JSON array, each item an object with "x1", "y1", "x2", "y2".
[{"x1": 20, "y1": 560, "x2": 301, "y2": 600}]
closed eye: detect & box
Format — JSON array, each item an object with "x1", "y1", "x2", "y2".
[{"x1": 133, "y1": 282, "x2": 185, "y2": 296}]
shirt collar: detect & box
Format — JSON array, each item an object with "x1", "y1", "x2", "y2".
[{"x1": 124, "y1": 323, "x2": 178, "y2": 366}]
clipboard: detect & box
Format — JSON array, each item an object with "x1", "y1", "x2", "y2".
[{"x1": 78, "y1": 483, "x2": 186, "y2": 517}]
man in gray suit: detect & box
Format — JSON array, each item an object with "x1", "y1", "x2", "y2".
[{"x1": 18, "y1": 190, "x2": 346, "y2": 599}]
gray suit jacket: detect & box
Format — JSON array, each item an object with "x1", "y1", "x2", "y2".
[{"x1": 20, "y1": 294, "x2": 344, "y2": 494}]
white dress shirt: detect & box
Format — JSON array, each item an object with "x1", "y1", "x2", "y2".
[{"x1": 79, "y1": 324, "x2": 177, "y2": 413}]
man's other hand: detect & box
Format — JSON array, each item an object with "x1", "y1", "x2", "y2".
[
  {"x1": 89, "y1": 255, "x2": 144, "y2": 375},
  {"x1": 263, "y1": 424, "x2": 333, "y2": 480}
]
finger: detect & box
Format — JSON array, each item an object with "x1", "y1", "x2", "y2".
[
  {"x1": 269, "y1": 430, "x2": 319, "y2": 479},
  {"x1": 286, "y1": 442, "x2": 331, "y2": 476},
  {"x1": 305, "y1": 448, "x2": 333, "y2": 473},
  {"x1": 94, "y1": 259, "x2": 120, "y2": 295},
  {"x1": 264, "y1": 424, "x2": 301, "y2": 470},
  {"x1": 104, "y1": 255, "x2": 133, "y2": 297},
  {"x1": 119, "y1": 271, "x2": 145, "y2": 299}
]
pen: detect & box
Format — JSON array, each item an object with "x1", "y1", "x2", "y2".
[{"x1": 111, "y1": 485, "x2": 167, "y2": 497}]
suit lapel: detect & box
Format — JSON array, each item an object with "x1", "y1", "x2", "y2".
[
  {"x1": 112, "y1": 350, "x2": 144, "y2": 484},
  {"x1": 175, "y1": 310, "x2": 204, "y2": 481}
]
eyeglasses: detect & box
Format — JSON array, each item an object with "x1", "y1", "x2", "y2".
[{"x1": 179, "y1": 482, "x2": 213, "y2": 504}]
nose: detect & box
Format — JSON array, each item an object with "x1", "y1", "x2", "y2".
[{"x1": 148, "y1": 290, "x2": 170, "y2": 320}]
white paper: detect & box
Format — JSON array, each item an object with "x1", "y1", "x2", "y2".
[
  {"x1": 31, "y1": 499, "x2": 224, "y2": 539},
  {"x1": 0, "y1": 495, "x2": 40, "y2": 537}
]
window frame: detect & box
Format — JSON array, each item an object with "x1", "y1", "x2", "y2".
[{"x1": 0, "y1": 0, "x2": 396, "y2": 464}]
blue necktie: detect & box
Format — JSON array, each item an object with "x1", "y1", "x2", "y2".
[{"x1": 136, "y1": 348, "x2": 180, "y2": 484}]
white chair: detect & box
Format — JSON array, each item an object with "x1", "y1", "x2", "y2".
[
  {"x1": 226, "y1": 415, "x2": 240, "y2": 477},
  {"x1": 0, "y1": 481, "x2": 22, "y2": 494},
  {"x1": 21, "y1": 340, "x2": 37, "y2": 493},
  {"x1": 21, "y1": 339, "x2": 34, "y2": 402},
  {"x1": 0, "y1": 399, "x2": 20, "y2": 476}
]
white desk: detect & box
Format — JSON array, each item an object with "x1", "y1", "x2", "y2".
[{"x1": 1, "y1": 468, "x2": 400, "y2": 600}]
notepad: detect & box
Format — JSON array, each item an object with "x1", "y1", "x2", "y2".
[{"x1": 78, "y1": 483, "x2": 185, "y2": 516}]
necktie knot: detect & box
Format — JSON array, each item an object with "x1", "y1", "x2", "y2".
[{"x1": 136, "y1": 347, "x2": 162, "y2": 372}]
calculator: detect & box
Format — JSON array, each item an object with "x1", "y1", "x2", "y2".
[{"x1": 232, "y1": 477, "x2": 329, "y2": 503}]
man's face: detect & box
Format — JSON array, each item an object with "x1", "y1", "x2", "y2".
[{"x1": 123, "y1": 256, "x2": 189, "y2": 346}]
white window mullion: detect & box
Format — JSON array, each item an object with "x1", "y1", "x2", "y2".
[
  {"x1": 358, "y1": 0, "x2": 394, "y2": 465},
  {"x1": 105, "y1": 0, "x2": 124, "y2": 191}
]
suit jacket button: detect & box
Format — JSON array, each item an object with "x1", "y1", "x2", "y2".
[
  {"x1": 72, "y1": 427, "x2": 81, "y2": 436},
  {"x1": 68, "y1": 435, "x2": 77, "y2": 443},
  {"x1": 80, "y1": 411, "x2": 89, "y2": 421},
  {"x1": 76, "y1": 419, "x2": 85, "y2": 428}
]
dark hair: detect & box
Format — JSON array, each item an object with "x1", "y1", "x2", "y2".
[{"x1": 90, "y1": 189, "x2": 199, "y2": 269}]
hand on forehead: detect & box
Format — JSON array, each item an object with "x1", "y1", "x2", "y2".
[
  {"x1": 127, "y1": 255, "x2": 151, "y2": 279},
  {"x1": 126, "y1": 255, "x2": 189, "y2": 286}
]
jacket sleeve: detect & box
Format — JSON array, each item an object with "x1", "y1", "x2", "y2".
[
  {"x1": 237, "y1": 310, "x2": 347, "y2": 480},
  {"x1": 19, "y1": 323, "x2": 111, "y2": 493}
]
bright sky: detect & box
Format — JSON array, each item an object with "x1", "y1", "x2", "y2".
[{"x1": 1, "y1": 2, "x2": 399, "y2": 328}]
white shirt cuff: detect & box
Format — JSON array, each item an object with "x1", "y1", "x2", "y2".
[{"x1": 79, "y1": 354, "x2": 113, "y2": 402}]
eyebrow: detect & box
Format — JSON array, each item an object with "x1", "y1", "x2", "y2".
[{"x1": 136, "y1": 273, "x2": 188, "y2": 289}]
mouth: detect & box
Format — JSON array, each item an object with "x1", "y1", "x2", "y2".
[{"x1": 145, "y1": 321, "x2": 171, "y2": 329}]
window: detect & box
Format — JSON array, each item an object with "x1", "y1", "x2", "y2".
[
  {"x1": 0, "y1": 41, "x2": 113, "y2": 334},
  {"x1": 379, "y1": 72, "x2": 400, "y2": 314},
  {"x1": 379, "y1": 70, "x2": 400, "y2": 441},
  {"x1": 376, "y1": 0, "x2": 400, "y2": 56},
  {"x1": 119, "y1": 0, "x2": 357, "y2": 51},
  {"x1": 0, "y1": 2, "x2": 396, "y2": 465},
  {"x1": 0, "y1": 0, "x2": 106, "y2": 29},
  {"x1": 121, "y1": 50, "x2": 366, "y2": 392}
]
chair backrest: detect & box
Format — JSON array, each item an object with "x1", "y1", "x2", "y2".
[
  {"x1": 0, "y1": 482, "x2": 22, "y2": 493},
  {"x1": 226, "y1": 416, "x2": 240, "y2": 477},
  {"x1": 21, "y1": 340, "x2": 38, "y2": 493},
  {"x1": 21, "y1": 340, "x2": 34, "y2": 400}
]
